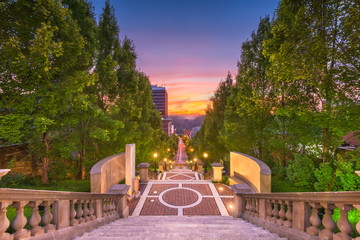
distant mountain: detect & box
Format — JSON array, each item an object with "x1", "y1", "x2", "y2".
[{"x1": 169, "y1": 115, "x2": 205, "y2": 135}]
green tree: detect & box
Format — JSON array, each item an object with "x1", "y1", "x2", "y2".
[{"x1": 0, "y1": 0, "x2": 93, "y2": 184}]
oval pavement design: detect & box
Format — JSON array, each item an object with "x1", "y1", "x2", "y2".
[{"x1": 159, "y1": 187, "x2": 203, "y2": 209}]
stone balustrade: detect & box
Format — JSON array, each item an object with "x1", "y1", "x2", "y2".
[
  {"x1": 0, "y1": 187, "x2": 128, "y2": 240},
  {"x1": 232, "y1": 188, "x2": 360, "y2": 240}
]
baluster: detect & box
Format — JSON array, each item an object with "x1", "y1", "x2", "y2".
[
  {"x1": 41, "y1": 201, "x2": 55, "y2": 233},
  {"x1": 89, "y1": 200, "x2": 96, "y2": 221},
  {"x1": 109, "y1": 199, "x2": 114, "y2": 215},
  {"x1": 0, "y1": 201, "x2": 12, "y2": 240},
  {"x1": 265, "y1": 200, "x2": 272, "y2": 221},
  {"x1": 245, "y1": 198, "x2": 249, "y2": 215},
  {"x1": 28, "y1": 201, "x2": 44, "y2": 236},
  {"x1": 277, "y1": 200, "x2": 286, "y2": 225},
  {"x1": 318, "y1": 203, "x2": 336, "y2": 240},
  {"x1": 306, "y1": 203, "x2": 321, "y2": 235},
  {"x1": 271, "y1": 200, "x2": 279, "y2": 223},
  {"x1": 248, "y1": 199, "x2": 253, "y2": 216},
  {"x1": 284, "y1": 201, "x2": 292, "y2": 228},
  {"x1": 333, "y1": 204, "x2": 353, "y2": 240},
  {"x1": 112, "y1": 198, "x2": 116, "y2": 215},
  {"x1": 70, "y1": 199, "x2": 78, "y2": 226},
  {"x1": 254, "y1": 199, "x2": 259, "y2": 218},
  {"x1": 83, "y1": 200, "x2": 89, "y2": 222},
  {"x1": 103, "y1": 199, "x2": 108, "y2": 217},
  {"x1": 76, "y1": 200, "x2": 85, "y2": 224},
  {"x1": 11, "y1": 201, "x2": 31, "y2": 239}
]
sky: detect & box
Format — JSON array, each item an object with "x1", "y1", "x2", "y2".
[{"x1": 92, "y1": 0, "x2": 280, "y2": 116}]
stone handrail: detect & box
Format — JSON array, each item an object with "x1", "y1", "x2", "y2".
[
  {"x1": 230, "y1": 152, "x2": 271, "y2": 193},
  {"x1": 0, "y1": 187, "x2": 129, "y2": 240},
  {"x1": 232, "y1": 188, "x2": 360, "y2": 240}
]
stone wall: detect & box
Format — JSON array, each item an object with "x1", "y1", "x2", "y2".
[
  {"x1": 0, "y1": 144, "x2": 41, "y2": 177},
  {"x1": 90, "y1": 153, "x2": 126, "y2": 193},
  {"x1": 230, "y1": 152, "x2": 271, "y2": 193}
]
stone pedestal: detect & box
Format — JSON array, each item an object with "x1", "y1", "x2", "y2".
[
  {"x1": 158, "y1": 162, "x2": 164, "y2": 173},
  {"x1": 166, "y1": 164, "x2": 170, "y2": 171},
  {"x1": 138, "y1": 163, "x2": 150, "y2": 183},
  {"x1": 191, "y1": 164, "x2": 195, "y2": 171},
  {"x1": 211, "y1": 163, "x2": 224, "y2": 182},
  {"x1": 126, "y1": 144, "x2": 135, "y2": 195},
  {"x1": 197, "y1": 162, "x2": 203, "y2": 172}
]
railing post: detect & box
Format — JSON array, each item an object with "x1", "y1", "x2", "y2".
[
  {"x1": 137, "y1": 163, "x2": 150, "y2": 183},
  {"x1": 258, "y1": 199, "x2": 266, "y2": 219},
  {"x1": 292, "y1": 201, "x2": 310, "y2": 231},
  {"x1": 232, "y1": 194, "x2": 245, "y2": 218},
  {"x1": 53, "y1": 200, "x2": 70, "y2": 229},
  {"x1": 95, "y1": 199, "x2": 103, "y2": 219}
]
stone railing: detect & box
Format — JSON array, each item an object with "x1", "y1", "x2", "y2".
[
  {"x1": 231, "y1": 188, "x2": 360, "y2": 240},
  {"x1": 0, "y1": 187, "x2": 129, "y2": 240}
]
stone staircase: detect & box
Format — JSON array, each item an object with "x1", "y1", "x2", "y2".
[{"x1": 73, "y1": 216, "x2": 287, "y2": 240}]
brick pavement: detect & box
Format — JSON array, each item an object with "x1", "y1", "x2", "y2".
[{"x1": 131, "y1": 172, "x2": 234, "y2": 217}]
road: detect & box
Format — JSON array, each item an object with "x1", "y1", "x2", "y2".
[{"x1": 174, "y1": 138, "x2": 188, "y2": 164}]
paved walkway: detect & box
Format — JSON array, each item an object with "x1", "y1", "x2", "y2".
[{"x1": 130, "y1": 169, "x2": 234, "y2": 217}]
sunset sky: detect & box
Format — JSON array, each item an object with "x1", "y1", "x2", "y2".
[{"x1": 92, "y1": 0, "x2": 280, "y2": 115}]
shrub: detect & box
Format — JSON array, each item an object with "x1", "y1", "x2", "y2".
[
  {"x1": 286, "y1": 154, "x2": 316, "y2": 188},
  {"x1": 0, "y1": 172, "x2": 26, "y2": 187}
]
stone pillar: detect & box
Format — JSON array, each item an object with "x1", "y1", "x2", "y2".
[
  {"x1": 166, "y1": 164, "x2": 170, "y2": 171},
  {"x1": 116, "y1": 195, "x2": 129, "y2": 218},
  {"x1": 211, "y1": 163, "x2": 224, "y2": 182},
  {"x1": 292, "y1": 201, "x2": 311, "y2": 231},
  {"x1": 158, "y1": 162, "x2": 164, "y2": 173},
  {"x1": 137, "y1": 163, "x2": 150, "y2": 183},
  {"x1": 197, "y1": 162, "x2": 203, "y2": 172},
  {"x1": 53, "y1": 200, "x2": 70, "y2": 229},
  {"x1": 125, "y1": 144, "x2": 135, "y2": 195},
  {"x1": 191, "y1": 164, "x2": 195, "y2": 171}
]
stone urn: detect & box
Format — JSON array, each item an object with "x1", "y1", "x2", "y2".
[{"x1": 0, "y1": 169, "x2": 11, "y2": 180}]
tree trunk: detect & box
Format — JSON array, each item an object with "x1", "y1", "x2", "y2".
[{"x1": 41, "y1": 131, "x2": 50, "y2": 185}]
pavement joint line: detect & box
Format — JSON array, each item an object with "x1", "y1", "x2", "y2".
[
  {"x1": 132, "y1": 182, "x2": 153, "y2": 216},
  {"x1": 219, "y1": 196, "x2": 234, "y2": 198},
  {"x1": 179, "y1": 183, "x2": 182, "y2": 188},
  {"x1": 178, "y1": 208, "x2": 183, "y2": 216},
  {"x1": 209, "y1": 182, "x2": 229, "y2": 217}
]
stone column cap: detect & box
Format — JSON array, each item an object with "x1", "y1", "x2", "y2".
[
  {"x1": 211, "y1": 163, "x2": 224, "y2": 168},
  {"x1": 158, "y1": 161, "x2": 164, "y2": 165},
  {"x1": 107, "y1": 184, "x2": 130, "y2": 195},
  {"x1": 137, "y1": 163, "x2": 150, "y2": 169}
]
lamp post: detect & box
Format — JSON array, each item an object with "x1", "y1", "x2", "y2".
[
  {"x1": 194, "y1": 158, "x2": 197, "y2": 171},
  {"x1": 153, "y1": 153, "x2": 158, "y2": 173},
  {"x1": 203, "y1": 152, "x2": 208, "y2": 172},
  {"x1": 164, "y1": 158, "x2": 167, "y2": 171}
]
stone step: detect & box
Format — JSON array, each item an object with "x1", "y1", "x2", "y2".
[{"x1": 73, "y1": 216, "x2": 287, "y2": 240}]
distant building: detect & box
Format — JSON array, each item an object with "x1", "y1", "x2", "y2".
[
  {"x1": 151, "y1": 85, "x2": 174, "y2": 135},
  {"x1": 151, "y1": 85, "x2": 168, "y2": 118}
]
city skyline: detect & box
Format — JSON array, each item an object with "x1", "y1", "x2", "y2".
[{"x1": 92, "y1": 0, "x2": 280, "y2": 115}]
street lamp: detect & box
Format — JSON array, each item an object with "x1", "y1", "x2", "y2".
[
  {"x1": 194, "y1": 158, "x2": 197, "y2": 170},
  {"x1": 203, "y1": 152, "x2": 208, "y2": 172},
  {"x1": 153, "y1": 153, "x2": 158, "y2": 173},
  {"x1": 167, "y1": 148, "x2": 171, "y2": 152},
  {"x1": 164, "y1": 158, "x2": 167, "y2": 171}
]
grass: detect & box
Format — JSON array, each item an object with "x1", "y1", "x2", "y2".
[{"x1": 0, "y1": 179, "x2": 91, "y2": 192}]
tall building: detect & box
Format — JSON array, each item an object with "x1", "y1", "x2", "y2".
[
  {"x1": 151, "y1": 85, "x2": 174, "y2": 135},
  {"x1": 151, "y1": 85, "x2": 168, "y2": 118}
]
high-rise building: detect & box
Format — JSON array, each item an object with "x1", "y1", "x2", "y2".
[
  {"x1": 151, "y1": 85, "x2": 168, "y2": 118},
  {"x1": 151, "y1": 85, "x2": 174, "y2": 135}
]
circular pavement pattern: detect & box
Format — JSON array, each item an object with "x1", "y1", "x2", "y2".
[
  {"x1": 158, "y1": 187, "x2": 203, "y2": 209},
  {"x1": 163, "y1": 189, "x2": 198, "y2": 206}
]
